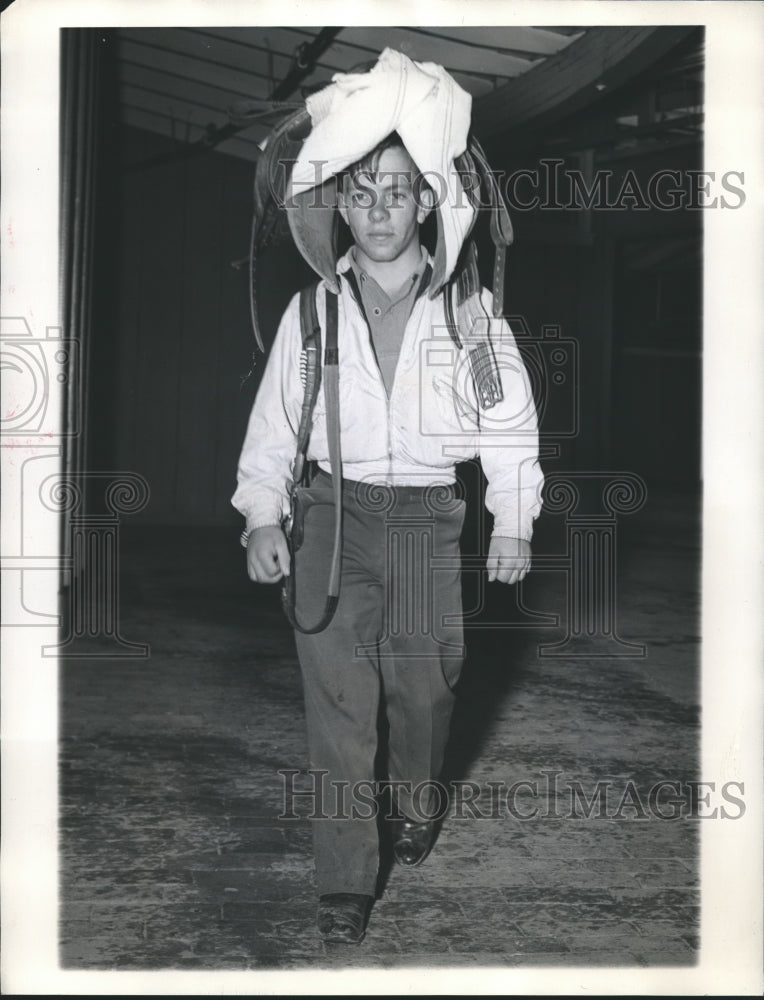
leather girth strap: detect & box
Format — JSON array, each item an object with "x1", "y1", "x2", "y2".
[
  {"x1": 281, "y1": 285, "x2": 343, "y2": 635},
  {"x1": 442, "y1": 134, "x2": 514, "y2": 412},
  {"x1": 292, "y1": 283, "x2": 323, "y2": 486},
  {"x1": 443, "y1": 240, "x2": 505, "y2": 410}
]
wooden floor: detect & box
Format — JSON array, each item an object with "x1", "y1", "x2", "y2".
[{"x1": 60, "y1": 490, "x2": 701, "y2": 971}]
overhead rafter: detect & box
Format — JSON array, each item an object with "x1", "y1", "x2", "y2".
[
  {"x1": 127, "y1": 27, "x2": 343, "y2": 171},
  {"x1": 472, "y1": 26, "x2": 699, "y2": 138}
]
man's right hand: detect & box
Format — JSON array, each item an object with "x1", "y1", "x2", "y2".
[{"x1": 247, "y1": 526, "x2": 291, "y2": 583}]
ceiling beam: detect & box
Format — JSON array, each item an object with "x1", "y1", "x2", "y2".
[
  {"x1": 404, "y1": 25, "x2": 583, "y2": 58},
  {"x1": 335, "y1": 25, "x2": 536, "y2": 78},
  {"x1": 127, "y1": 27, "x2": 343, "y2": 171},
  {"x1": 268, "y1": 27, "x2": 343, "y2": 100},
  {"x1": 472, "y1": 26, "x2": 699, "y2": 138}
]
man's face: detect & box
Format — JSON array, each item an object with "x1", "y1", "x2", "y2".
[{"x1": 338, "y1": 146, "x2": 431, "y2": 265}]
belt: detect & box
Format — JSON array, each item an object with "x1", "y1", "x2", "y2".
[{"x1": 314, "y1": 467, "x2": 458, "y2": 505}]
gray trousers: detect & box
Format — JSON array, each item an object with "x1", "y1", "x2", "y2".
[{"x1": 293, "y1": 471, "x2": 466, "y2": 895}]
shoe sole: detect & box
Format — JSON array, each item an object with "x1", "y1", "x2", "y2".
[
  {"x1": 393, "y1": 849, "x2": 432, "y2": 868},
  {"x1": 319, "y1": 929, "x2": 366, "y2": 944}
]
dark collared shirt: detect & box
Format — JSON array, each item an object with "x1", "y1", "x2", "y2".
[{"x1": 350, "y1": 247, "x2": 429, "y2": 397}]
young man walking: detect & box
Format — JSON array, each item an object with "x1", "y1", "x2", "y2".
[{"x1": 233, "y1": 50, "x2": 543, "y2": 944}]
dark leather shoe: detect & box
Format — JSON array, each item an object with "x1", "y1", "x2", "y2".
[
  {"x1": 392, "y1": 818, "x2": 436, "y2": 867},
  {"x1": 317, "y1": 892, "x2": 372, "y2": 944}
]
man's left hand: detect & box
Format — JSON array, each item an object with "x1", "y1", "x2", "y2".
[{"x1": 487, "y1": 536, "x2": 532, "y2": 585}]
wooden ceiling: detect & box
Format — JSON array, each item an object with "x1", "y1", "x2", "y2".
[
  {"x1": 113, "y1": 26, "x2": 584, "y2": 161},
  {"x1": 112, "y1": 26, "x2": 702, "y2": 164}
]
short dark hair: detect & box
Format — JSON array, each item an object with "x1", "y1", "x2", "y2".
[
  {"x1": 339, "y1": 132, "x2": 431, "y2": 205},
  {"x1": 346, "y1": 131, "x2": 409, "y2": 182}
]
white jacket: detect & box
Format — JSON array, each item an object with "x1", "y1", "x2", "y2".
[{"x1": 232, "y1": 252, "x2": 544, "y2": 541}]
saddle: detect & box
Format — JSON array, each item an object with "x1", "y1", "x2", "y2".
[{"x1": 246, "y1": 64, "x2": 515, "y2": 633}]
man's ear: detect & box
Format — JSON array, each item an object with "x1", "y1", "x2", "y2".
[{"x1": 416, "y1": 184, "x2": 435, "y2": 225}]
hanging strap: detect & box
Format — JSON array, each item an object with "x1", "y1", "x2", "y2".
[
  {"x1": 292, "y1": 283, "x2": 323, "y2": 485},
  {"x1": 281, "y1": 286, "x2": 343, "y2": 634},
  {"x1": 322, "y1": 291, "x2": 343, "y2": 606},
  {"x1": 441, "y1": 134, "x2": 515, "y2": 412},
  {"x1": 443, "y1": 241, "x2": 504, "y2": 410},
  {"x1": 467, "y1": 135, "x2": 514, "y2": 317}
]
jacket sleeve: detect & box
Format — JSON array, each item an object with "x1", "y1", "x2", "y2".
[
  {"x1": 476, "y1": 294, "x2": 544, "y2": 542},
  {"x1": 231, "y1": 293, "x2": 304, "y2": 533}
]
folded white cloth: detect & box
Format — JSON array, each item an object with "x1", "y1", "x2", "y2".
[{"x1": 288, "y1": 48, "x2": 474, "y2": 290}]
